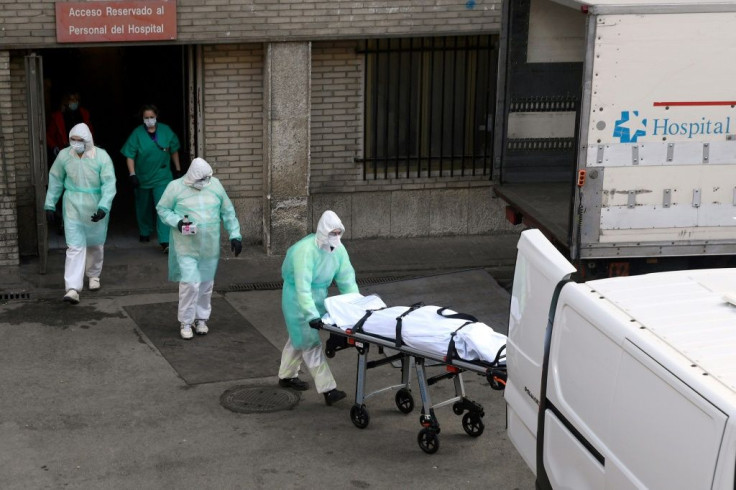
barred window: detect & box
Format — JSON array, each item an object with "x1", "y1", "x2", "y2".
[{"x1": 362, "y1": 36, "x2": 498, "y2": 180}]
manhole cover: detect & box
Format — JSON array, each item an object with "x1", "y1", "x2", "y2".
[{"x1": 220, "y1": 385, "x2": 300, "y2": 413}]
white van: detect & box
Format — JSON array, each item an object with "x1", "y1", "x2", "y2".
[{"x1": 505, "y1": 229, "x2": 736, "y2": 489}]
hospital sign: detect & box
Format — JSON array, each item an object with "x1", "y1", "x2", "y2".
[{"x1": 56, "y1": 0, "x2": 177, "y2": 43}]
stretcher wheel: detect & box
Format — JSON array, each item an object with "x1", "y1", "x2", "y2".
[
  {"x1": 417, "y1": 428, "x2": 440, "y2": 454},
  {"x1": 325, "y1": 347, "x2": 335, "y2": 358},
  {"x1": 452, "y1": 402, "x2": 464, "y2": 415},
  {"x1": 462, "y1": 412, "x2": 484, "y2": 437},
  {"x1": 395, "y1": 389, "x2": 414, "y2": 414},
  {"x1": 350, "y1": 404, "x2": 370, "y2": 429}
]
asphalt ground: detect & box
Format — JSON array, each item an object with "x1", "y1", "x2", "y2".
[{"x1": 0, "y1": 233, "x2": 536, "y2": 489}]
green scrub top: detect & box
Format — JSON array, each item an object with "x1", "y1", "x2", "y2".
[{"x1": 120, "y1": 123, "x2": 180, "y2": 188}]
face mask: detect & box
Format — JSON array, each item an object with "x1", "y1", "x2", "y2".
[
  {"x1": 328, "y1": 235, "x2": 341, "y2": 249},
  {"x1": 143, "y1": 117, "x2": 157, "y2": 128},
  {"x1": 70, "y1": 141, "x2": 85, "y2": 154},
  {"x1": 192, "y1": 176, "x2": 211, "y2": 190},
  {"x1": 68, "y1": 102, "x2": 79, "y2": 111}
]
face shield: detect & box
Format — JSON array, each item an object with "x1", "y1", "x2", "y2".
[{"x1": 184, "y1": 158, "x2": 214, "y2": 189}]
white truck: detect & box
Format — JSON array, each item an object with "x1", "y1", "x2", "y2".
[
  {"x1": 493, "y1": 0, "x2": 736, "y2": 277},
  {"x1": 505, "y1": 228, "x2": 736, "y2": 489}
]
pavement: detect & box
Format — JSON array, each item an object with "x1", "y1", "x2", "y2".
[{"x1": 0, "y1": 232, "x2": 536, "y2": 489}]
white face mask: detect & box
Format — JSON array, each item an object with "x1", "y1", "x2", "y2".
[
  {"x1": 143, "y1": 117, "x2": 157, "y2": 128},
  {"x1": 70, "y1": 141, "x2": 86, "y2": 154},
  {"x1": 328, "y1": 235, "x2": 341, "y2": 249}
]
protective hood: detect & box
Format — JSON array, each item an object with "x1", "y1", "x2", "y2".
[
  {"x1": 69, "y1": 123, "x2": 94, "y2": 152},
  {"x1": 183, "y1": 157, "x2": 213, "y2": 187},
  {"x1": 315, "y1": 210, "x2": 345, "y2": 252}
]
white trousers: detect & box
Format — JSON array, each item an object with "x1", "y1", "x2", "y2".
[
  {"x1": 64, "y1": 245, "x2": 104, "y2": 292},
  {"x1": 278, "y1": 338, "x2": 336, "y2": 394},
  {"x1": 178, "y1": 281, "x2": 214, "y2": 325}
]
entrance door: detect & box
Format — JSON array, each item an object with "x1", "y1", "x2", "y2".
[
  {"x1": 40, "y1": 45, "x2": 191, "y2": 248},
  {"x1": 25, "y1": 53, "x2": 49, "y2": 273}
]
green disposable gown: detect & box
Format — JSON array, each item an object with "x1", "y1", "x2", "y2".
[
  {"x1": 156, "y1": 177, "x2": 241, "y2": 283},
  {"x1": 44, "y1": 146, "x2": 116, "y2": 247},
  {"x1": 281, "y1": 235, "x2": 359, "y2": 349}
]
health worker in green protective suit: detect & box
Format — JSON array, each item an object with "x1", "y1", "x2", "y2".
[
  {"x1": 44, "y1": 123, "x2": 116, "y2": 305},
  {"x1": 121, "y1": 104, "x2": 182, "y2": 253},
  {"x1": 156, "y1": 157, "x2": 243, "y2": 340},
  {"x1": 277, "y1": 210, "x2": 359, "y2": 406}
]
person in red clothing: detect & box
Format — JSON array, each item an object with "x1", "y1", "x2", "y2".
[{"x1": 46, "y1": 91, "x2": 93, "y2": 158}]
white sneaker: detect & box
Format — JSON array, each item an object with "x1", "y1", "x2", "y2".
[
  {"x1": 180, "y1": 324, "x2": 194, "y2": 340},
  {"x1": 88, "y1": 277, "x2": 100, "y2": 291},
  {"x1": 195, "y1": 320, "x2": 209, "y2": 335},
  {"x1": 63, "y1": 289, "x2": 80, "y2": 304}
]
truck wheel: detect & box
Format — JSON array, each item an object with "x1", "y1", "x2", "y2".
[
  {"x1": 395, "y1": 388, "x2": 414, "y2": 414},
  {"x1": 418, "y1": 428, "x2": 440, "y2": 454},
  {"x1": 350, "y1": 404, "x2": 370, "y2": 429},
  {"x1": 462, "y1": 412, "x2": 484, "y2": 437}
]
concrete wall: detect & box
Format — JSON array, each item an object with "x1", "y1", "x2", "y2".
[
  {"x1": 0, "y1": 1, "x2": 503, "y2": 48},
  {"x1": 310, "y1": 186, "x2": 517, "y2": 239}
]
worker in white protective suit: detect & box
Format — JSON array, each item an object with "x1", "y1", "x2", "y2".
[
  {"x1": 156, "y1": 157, "x2": 243, "y2": 340},
  {"x1": 44, "y1": 123, "x2": 116, "y2": 304},
  {"x1": 278, "y1": 210, "x2": 359, "y2": 406}
]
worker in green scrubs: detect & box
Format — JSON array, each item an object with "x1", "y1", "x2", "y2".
[{"x1": 121, "y1": 104, "x2": 182, "y2": 253}]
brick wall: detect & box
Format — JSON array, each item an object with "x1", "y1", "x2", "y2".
[
  {"x1": 7, "y1": 55, "x2": 30, "y2": 260},
  {"x1": 0, "y1": 52, "x2": 20, "y2": 265},
  {"x1": 202, "y1": 43, "x2": 264, "y2": 244},
  {"x1": 0, "y1": 0, "x2": 502, "y2": 48}
]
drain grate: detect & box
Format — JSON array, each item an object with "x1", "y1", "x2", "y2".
[
  {"x1": 222, "y1": 276, "x2": 411, "y2": 293},
  {"x1": 1, "y1": 292, "x2": 31, "y2": 301},
  {"x1": 220, "y1": 385, "x2": 300, "y2": 413}
]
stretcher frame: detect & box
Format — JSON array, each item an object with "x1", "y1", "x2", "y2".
[{"x1": 319, "y1": 322, "x2": 507, "y2": 454}]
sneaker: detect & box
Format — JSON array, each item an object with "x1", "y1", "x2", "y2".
[
  {"x1": 139, "y1": 235, "x2": 150, "y2": 243},
  {"x1": 161, "y1": 243, "x2": 169, "y2": 254},
  {"x1": 180, "y1": 323, "x2": 194, "y2": 340},
  {"x1": 63, "y1": 289, "x2": 80, "y2": 304},
  {"x1": 194, "y1": 320, "x2": 209, "y2": 335},
  {"x1": 278, "y1": 377, "x2": 309, "y2": 391},
  {"x1": 323, "y1": 388, "x2": 347, "y2": 406},
  {"x1": 88, "y1": 277, "x2": 100, "y2": 291}
]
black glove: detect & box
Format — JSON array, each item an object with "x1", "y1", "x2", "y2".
[
  {"x1": 129, "y1": 174, "x2": 140, "y2": 188},
  {"x1": 90, "y1": 209, "x2": 106, "y2": 222},
  {"x1": 230, "y1": 238, "x2": 242, "y2": 257},
  {"x1": 45, "y1": 210, "x2": 56, "y2": 225},
  {"x1": 173, "y1": 169, "x2": 183, "y2": 178},
  {"x1": 309, "y1": 318, "x2": 324, "y2": 330},
  {"x1": 177, "y1": 219, "x2": 185, "y2": 233}
]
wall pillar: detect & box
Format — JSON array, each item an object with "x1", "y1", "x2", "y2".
[{"x1": 263, "y1": 42, "x2": 311, "y2": 255}]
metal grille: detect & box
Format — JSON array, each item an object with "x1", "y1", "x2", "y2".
[
  {"x1": 220, "y1": 386, "x2": 300, "y2": 414},
  {"x1": 506, "y1": 138, "x2": 575, "y2": 152},
  {"x1": 361, "y1": 35, "x2": 498, "y2": 179},
  {"x1": 509, "y1": 96, "x2": 578, "y2": 113},
  {"x1": 1, "y1": 292, "x2": 31, "y2": 301}
]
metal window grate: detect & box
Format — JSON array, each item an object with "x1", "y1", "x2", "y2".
[{"x1": 360, "y1": 36, "x2": 499, "y2": 180}]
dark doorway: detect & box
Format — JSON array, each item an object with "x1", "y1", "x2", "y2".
[{"x1": 41, "y1": 45, "x2": 190, "y2": 245}]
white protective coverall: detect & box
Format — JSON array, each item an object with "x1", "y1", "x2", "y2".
[
  {"x1": 156, "y1": 158, "x2": 242, "y2": 326},
  {"x1": 44, "y1": 123, "x2": 116, "y2": 293},
  {"x1": 278, "y1": 210, "x2": 359, "y2": 393}
]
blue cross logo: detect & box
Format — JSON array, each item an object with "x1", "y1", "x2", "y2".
[{"x1": 613, "y1": 110, "x2": 647, "y2": 143}]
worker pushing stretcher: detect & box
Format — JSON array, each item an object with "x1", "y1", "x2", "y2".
[{"x1": 311, "y1": 291, "x2": 508, "y2": 454}]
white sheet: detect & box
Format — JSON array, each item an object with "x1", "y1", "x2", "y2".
[{"x1": 322, "y1": 294, "x2": 506, "y2": 364}]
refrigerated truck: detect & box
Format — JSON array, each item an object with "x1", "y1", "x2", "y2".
[
  {"x1": 493, "y1": 0, "x2": 736, "y2": 277},
  {"x1": 505, "y1": 228, "x2": 736, "y2": 489}
]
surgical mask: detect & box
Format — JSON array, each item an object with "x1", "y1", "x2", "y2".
[
  {"x1": 192, "y1": 176, "x2": 211, "y2": 190},
  {"x1": 328, "y1": 235, "x2": 341, "y2": 249},
  {"x1": 68, "y1": 102, "x2": 79, "y2": 111},
  {"x1": 143, "y1": 117, "x2": 157, "y2": 128},
  {"x1": 70, "y1": 141, "x2": 85, "y2": 154}
]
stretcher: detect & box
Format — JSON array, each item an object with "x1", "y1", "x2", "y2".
[{"x1": 316, "y1": 294, "x2": 507, "y2": 454}]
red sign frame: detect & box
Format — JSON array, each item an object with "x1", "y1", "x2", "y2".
[{"x1": 56, "y1": 1, "x2": 177, "y2": 43}]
